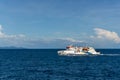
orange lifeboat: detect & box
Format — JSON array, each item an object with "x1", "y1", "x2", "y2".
[{"x1": 82, "y1": 47, "x2": 89, "y2": 52}]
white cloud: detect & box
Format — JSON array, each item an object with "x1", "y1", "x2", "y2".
[
  {"x1": 0, "y1": 25, "x2": 2, "y2": 31},
  {"x1": 0, "y1": 25, "x2": 25, "y2": 39},
  {"x1": 0, "y1": 25, "x2": 4, "y2": 37},
  {"x1": 93, "y1": 28, "x2": 120, "y2": 43},
  {"x1": 60, "y1": 37, "x2": 84, "y2": 43},
  {"x1": 0, "y1": 25, "x2": 26, "y2": 47}
]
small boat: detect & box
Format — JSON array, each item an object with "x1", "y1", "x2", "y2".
[{"x1": 58, "y1": 45, "x2": 100, "y2": 55}]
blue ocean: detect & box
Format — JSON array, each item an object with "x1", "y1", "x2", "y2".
[{"x1": 0, "y1": 49, "x2": 120, "y2": 80}]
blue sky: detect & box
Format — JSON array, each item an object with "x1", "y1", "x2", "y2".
[{"x1": 0, "y1": 0, "x2": 120, "y2": 48}]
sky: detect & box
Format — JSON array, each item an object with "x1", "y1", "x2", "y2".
[{"x1": 0, "y1": 0, "x2": 120, "y2": 48}]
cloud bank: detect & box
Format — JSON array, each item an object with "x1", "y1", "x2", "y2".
[
  {"x1": 92, "y1": 28, "x2": 120, "y2": 43},
  {"x1": 1, "y1": 24, "x2": 120, "y2": 48},
  {"x1": 0, "y1": 25, "x2": 85, "y2": 48}
]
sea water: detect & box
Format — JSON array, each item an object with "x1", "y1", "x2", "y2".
[{"x1": 0, "y1": 49, "x2": 120, "y2": 80}]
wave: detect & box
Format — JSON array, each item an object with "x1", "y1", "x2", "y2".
[
  {"x1": 99, "y1": 54, "x2": 120, "y2": 56},
  {"x1": 61, "y1": 54, "x2": 120, "y2": 56}
]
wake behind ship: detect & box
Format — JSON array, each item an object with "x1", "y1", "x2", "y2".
[{"x1": 58, "y1": 45, "x2": 100, "y2": 55}]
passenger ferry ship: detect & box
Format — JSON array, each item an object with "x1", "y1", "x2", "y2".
[{"x1": 58, "y1": 45, "x2": 100, "y2": 55}]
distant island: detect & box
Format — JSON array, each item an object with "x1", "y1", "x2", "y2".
[{"x1": 0, "y1": 46, "x2": 25, "y2": 49}]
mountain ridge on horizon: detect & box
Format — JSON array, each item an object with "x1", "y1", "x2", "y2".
[{"x1": 0, "y1": 46, "x2": 26, "y2": 49}]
